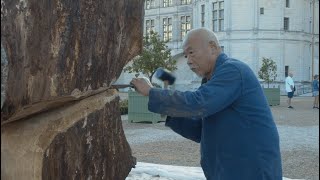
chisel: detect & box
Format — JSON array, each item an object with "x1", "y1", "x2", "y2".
[{"x1": 110, "y1": 84, "x2": 135, "y2": 89}]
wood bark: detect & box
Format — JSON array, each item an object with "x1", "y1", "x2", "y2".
[
  {"x1": 1, "y1": 0, "x2": 144, "y2": 179},
  {"x1": 1, "y1": 44, "x2": 8, "y2": 108},
  {"x1": 1, "y1": 0, "x2": 144, "y2": 124}
]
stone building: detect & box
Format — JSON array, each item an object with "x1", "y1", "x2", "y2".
[{"x1": 117, "y1": 0, "x2": 319, "y2": 93}]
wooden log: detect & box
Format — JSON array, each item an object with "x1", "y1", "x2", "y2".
[
  {"x1": 1, "y1": 0, "x2": 144, "y2": 179},
  {"x1": 1, "y1": 90, "x2": 136, "y2": 180},
  {"x1": 1, "y1": 0, "x2": 144, "y2": 123}
]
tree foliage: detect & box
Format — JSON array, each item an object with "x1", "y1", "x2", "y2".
[
  {"x1": 258, "y1": 57, "x2": 277, "y2": 88},
  {"x1": 124, "y1": 31, "x2": 177, "y2": 82}
]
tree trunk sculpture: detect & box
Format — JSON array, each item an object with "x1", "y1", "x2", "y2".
[{"x1": 1, "y1": 0, "x2": 144, "y2": 179}]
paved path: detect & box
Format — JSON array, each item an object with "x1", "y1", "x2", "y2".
[
  {"x1": 122, "y1": 96, "x2": 319, "y2": 180},
  {"x1": 271, "y1": 96, "x2": 319, "y2": 180}
]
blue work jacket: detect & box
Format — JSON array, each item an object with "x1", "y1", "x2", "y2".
[{"x1": 148, "y1": 53, "x2": 282, "y2": 180}]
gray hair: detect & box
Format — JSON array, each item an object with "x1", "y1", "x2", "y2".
[{"x1": 182, "y1": 27, "x2": 220, "y2": 48}]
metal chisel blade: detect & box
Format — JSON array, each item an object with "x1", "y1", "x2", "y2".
[{"x1": 110, "y1": 84, "x2": 134, "y2": 89}]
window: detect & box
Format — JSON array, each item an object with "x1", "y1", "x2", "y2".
[
  {"x1": 201, "y1": 5, "x2": 205, "y2": 27},
  {"x1": 145, "y1": 19, "x2": 155, "y2": 37},
  {"x1": 163, "y1": 0, "x2": 172, "y2": 7},
  {"x1": 218, "y1": 1, "x2": 224, "y2": 31},
  {"x1": 286, "y1": 0, "x2": 290, "y2": 8},
  {"x1": 260, "y1": 7, "x2": 264, "y2": 15},
  {"x1": 181, "y1": 16, "x2": 191, "y2": 40},
  {"x1": 163, "y1": 18, "x2": 172, "y2": 41},
  {"x1": 181, "y1": 0, "x2": 192, "y2": 5},
  {"x1": 146, "y1": 0, "x2": 155, "y2": 9},
  {"x1": 221, "y1": 46, "x2": 224, "y2": 52},
  {"x1": 146, "y1": 0, "x2": 150, "y2": 9},
  {"x1": 213, "y1": 2, "x2": 218, "y2": 31},
  {"x1": 212, "y1": 1, "x2": 224, "y2": 31},
  {"x1": 284, "y1": 17, "x2": 289, "y2": 30},
  {"x1": 285, "y1": 66, "x2": 289, "y2": 77}
]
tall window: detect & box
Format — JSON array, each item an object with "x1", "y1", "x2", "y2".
[
  {"x1": 163, "y1": 0, "x2": 172, "y2": 7},
  {"x1": 218, "y1": 1, "x2": 224, "y2": 31},
  {"x1": 212, "y1": 1, "x2": 224, "y2": 31},
  {"x1": 286, "y1": 0, "x2": 290, "y2": 8},
  {"x1": 260, "y1": 7, "x2": 264, "y2": 15},
  {"x1": 212, "y1": 3, "x2": 218, "y2": 31},
  {"x1": 151, "y1": 0, "x2": 155, "y2": 8},
  {"x1": 181, "y1": 16, "x2": 191, "y2": 40},
  {"x1": 163, "y1": 18, "x2": 172, "y2": 41},
  {"x1": 201, "y1": 5, "x2": 205, "y2": 27},
  {"x1": 285, "y1": 66, "x2": 289, "y2": 77},
  {"x1": 284, "y1": 17, "x2": 289, "y2": 30},
  {"x1": 146, "y1": 0, "x2": 150, "y2": 9},
  {"x1": 146, "y1": 19, "x2": 155, "y2": 37},
  {"x1": 181, "y1": 0, "x2": 192, "y2": 5}
]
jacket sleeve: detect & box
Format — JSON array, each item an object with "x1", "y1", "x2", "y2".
[
  {"x1": 165, "y1": 116, "x2": 202, "y2": 143},
  {"x1": 148, "y1": 64, "x2": 242, "y2": 118}
]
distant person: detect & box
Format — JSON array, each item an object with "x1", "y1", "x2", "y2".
[
  {"x1": 285, "y1": 72, "x2": 295, "y2": 108},
  {"x1": 312, "y1": 74, "x2": 319, "y2": 109},
  {"x1": 131, "y1": 27, "x2": 282, "y2": 180}
]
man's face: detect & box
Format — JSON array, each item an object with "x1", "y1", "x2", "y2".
[{"x1": 182, "y1": 36, "x2": 218, "y2": 78}]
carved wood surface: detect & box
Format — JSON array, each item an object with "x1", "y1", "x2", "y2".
[{"x1": 1, "y1": 90, "x2": 135, "y2": 180}]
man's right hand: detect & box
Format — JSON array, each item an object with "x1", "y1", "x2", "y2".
[{"x1": 130, "y1": 77, "x2": 153, "y2": 96}]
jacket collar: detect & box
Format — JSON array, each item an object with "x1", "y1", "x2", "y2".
[
  {"x1": 202, "y1": 53, "x2": 228, "y2": 83},
  {"x1": 214, "y1": 52, "x2": 228, "y2": 70}
]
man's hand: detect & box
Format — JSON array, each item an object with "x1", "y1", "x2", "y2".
[{"x1": 130, "y1": 77, "x2": 153, "y2": 96}]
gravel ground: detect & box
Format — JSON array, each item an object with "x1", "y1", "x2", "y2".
[{"x1": 122, "y1": 96, "x2": 319, "y2": 180}]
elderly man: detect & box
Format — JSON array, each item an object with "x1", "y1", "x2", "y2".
[{"x1": 131, "y1": 28, "x2": 282, "y2": 180}]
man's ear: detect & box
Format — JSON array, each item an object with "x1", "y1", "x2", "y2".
[
  {"x1": 208, "y1": 41, "x2": 218, "y2": 53},
  {"x1": 209, "y1": 41, "x2": 218, "y2": 50}
]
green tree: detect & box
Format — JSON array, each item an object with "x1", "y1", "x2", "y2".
[
  {"x1": 124, "y1": 31, "x2": 177, "y2": 83},
  {"x1": 258, "y1": 57, "x2": 277, "y2": 88}
]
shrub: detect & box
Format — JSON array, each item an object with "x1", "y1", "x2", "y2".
[
  {"x1": 258, "y1": 57, "x2": 277, "y2": 88},
  {"x1": 119, "y1": 99, "x2": 128, "y2": 115},
  {"x1": 124, "y1": 31, "x2": 177, "y2": 83}
]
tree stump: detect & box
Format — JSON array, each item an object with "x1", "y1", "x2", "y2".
[{"x1": 1, "y1": 0, "x2": 144, "y2": 179}]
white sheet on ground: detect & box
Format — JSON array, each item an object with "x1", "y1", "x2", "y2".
[{"x1": 126, "y1": 162, "x2": 304, "y2": 180}]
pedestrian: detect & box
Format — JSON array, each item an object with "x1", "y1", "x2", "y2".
[
  {"x1": 131, "y1": 27, "x2": 282, "y2": 180},
  {"x1": 312, "y1": 74, "x2": 319, "y2": 109},
  {"x1": 285, "y1": 72, "x2": 295, "y2": 108}
]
